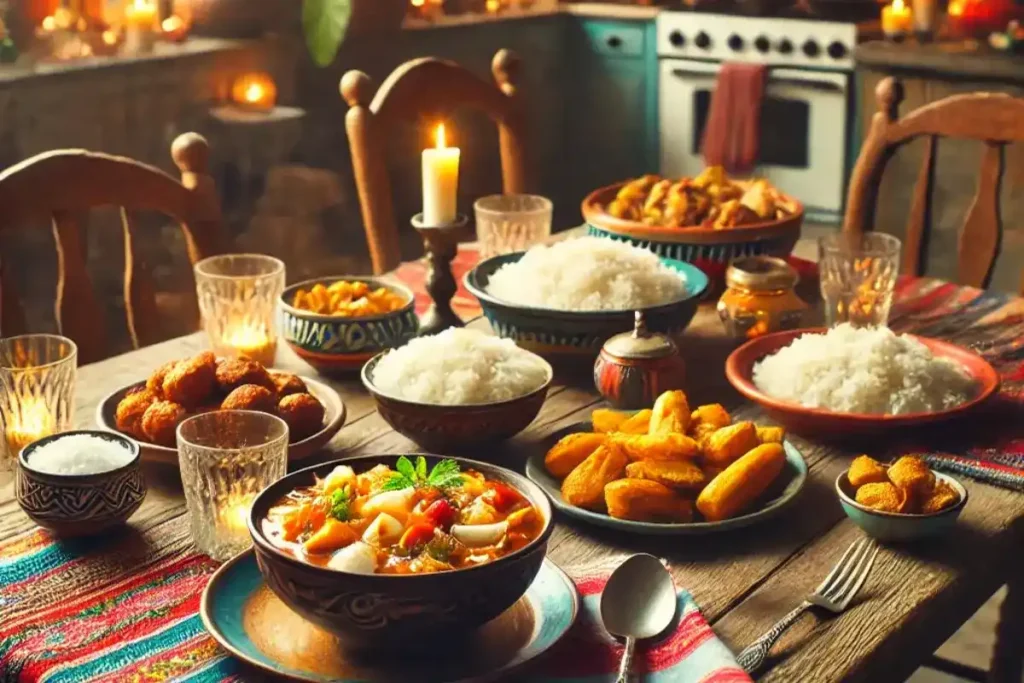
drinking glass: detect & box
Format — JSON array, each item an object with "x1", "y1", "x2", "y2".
[
  {"x1": 819, "y1": 233, "x2": 902, "y2": 328},
  {"x1": 177, "y1": 410, "x2": 288, "y2": 561},
  {"x1": 0, "y1": 335, "x2": 77, "y2": 472},
  {"x1": 474, "y1": 194, "x2": 553, "y2": 258},
  {"x1": 194, "y1": 254, "x2": 285, "y2": 366}
]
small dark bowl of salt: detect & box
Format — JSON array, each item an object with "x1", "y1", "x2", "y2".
[{"x1": 16, "y1": 430, "x2": 145, "y2": 536}]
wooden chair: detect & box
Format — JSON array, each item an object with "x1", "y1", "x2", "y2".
[
  {"x1": 844, "y1": 77, "x2": 1024, "y2": 295},
  {"x1": 0, "y1": 133, "x2": 226, "y2": 364},
  {"x1": 341, "y1": 49, "x2": 529, "y2": 274}
]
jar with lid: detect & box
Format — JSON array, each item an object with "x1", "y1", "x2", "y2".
[
  {"x1": 594, "y1": 311, "x2": 686, "y2": 410},
  {"x1": 717, "y1": 256, "x2": 807, "y2": 339}
]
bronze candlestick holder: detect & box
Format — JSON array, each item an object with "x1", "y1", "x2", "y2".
[{"x1": 411, "y1": 213, "x2": 471, "y2": 336}]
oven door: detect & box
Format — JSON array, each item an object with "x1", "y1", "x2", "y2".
[{"x1": 659, "y1": 58, "x2": 849, "y2": 217}]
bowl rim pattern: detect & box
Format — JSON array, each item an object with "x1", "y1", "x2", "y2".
[
  {"x1": 247, "y1": 453, "x2": 555, "y2": 581},
  {"x1": 835, "y1": 467, "x2": 968, "y2": 520},
  {"x1": 19, "y1": 429, "x2": 141, "y2": 482},
  {"x1": 360, "y1": 348, "x2": 554, "y2": 409},
  {"x1": 464, "y1": 251, "x2": 710, "y2": 317},
  {"x1": 279, "y1": 276, "x2": 417, "y2": 324}
]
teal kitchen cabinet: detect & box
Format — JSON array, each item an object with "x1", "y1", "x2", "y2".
[{"x1": 565, "y1": 17, "x2": 659, "y2": 206}]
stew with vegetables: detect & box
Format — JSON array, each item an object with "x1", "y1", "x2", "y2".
[{"x1": 262, "y1": 456, "x2": 544, "y2": 574}]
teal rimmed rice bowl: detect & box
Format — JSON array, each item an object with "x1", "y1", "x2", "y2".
[
  {"x1": 279, "y1": 277, "x2": 419, "y2": 373},
  {"x1": 464, "y1": 252, "x2": 709, "y2": 356}
]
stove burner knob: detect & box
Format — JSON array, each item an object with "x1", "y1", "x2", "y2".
[
  {"x1": 827, "y1": 40, "x2": 847, "y2": 59},
  {"x1": 728, "y1": 34, "x2": 745, "y2": 51},
  {"x1": 802, "y1": 39, "x2": 820, "y2": 57},
  {"x1": 777, "y1": 38, "x2": 794, "y2": 54},
  {"x1": 754, "y1": 35, "x2": 771, "y2": 53},
  {"x1": 669, "y1": 30, "x2": 686, "y2": 47},
  {"x1": 694, "y1": 31, "x2": 712, "y2": 50}
]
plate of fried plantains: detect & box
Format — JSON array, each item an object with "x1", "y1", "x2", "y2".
[
  {"x1": 525, "y1": 390, "x2": 807, "y2": 534},
  {"x1": 96, "y1": 352, "x2": 346, "y2": 465}
]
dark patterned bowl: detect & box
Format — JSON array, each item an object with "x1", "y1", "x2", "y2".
[
  {"x1": 16, "y1": 430, "x2": 145, "y2": 536},
  {"x1": 360, "y1": 352, "x2": 553, "y2": 452},
  {"x1": 279, "y1": 277, "x2": 419, "y2": 372},
  {"x1": 464, "y1": 252, "x2": 709, "y2": 357},
  {"x1": 247, "y1": 454, "x2": 554, "y2": 649}
]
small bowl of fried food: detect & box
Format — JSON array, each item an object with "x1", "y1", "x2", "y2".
[
  {"x1": 280, "y1": 277, "x2": 419, "y2": 372},
  {"x1": 582, "y1": 167, "x2": 803, "y2": 286},
  {"x1": 96, "y1": 352, "x2": 346, "y2": 465},
  {"x1": 836, "y1": 455, "x2": 967, "y2": 542},
  {"x1": 525, "y1": 389, "x2": 808, "y2": 534}
]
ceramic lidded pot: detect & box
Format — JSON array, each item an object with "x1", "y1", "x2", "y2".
[
  {"x1": 717, "y1": 256, "x2": 807, "y2": 339},
  {"x1": 593, "y1": 311, "x2": 686, "y2": 410}
]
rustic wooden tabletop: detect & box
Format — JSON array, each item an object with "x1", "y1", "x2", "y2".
[{"x1": 2, "y1": 292, "x2": 1023, "y2": 682}]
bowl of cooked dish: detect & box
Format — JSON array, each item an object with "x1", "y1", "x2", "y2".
[
  {"x1": 582, "y1": 168, "x2": 803, "y2": 277},
  {"x1": 465, "y1": 237, "x2": 709, "y2": 356},
  {"x1": 836, "y1": 455, "x2": 967, "y2": 541},
  {"x1": 725, "y1": 324, "x2": 999, "y2": 438},
  {"x1": 361, "y1": 328, "x2": 553, "y2": 451},
  {"x1": 249, "y1": 453, "x2": 553, "y2": 648},
  {"x1": 279, "y1": 277, "x2": 419, "y2": 372},
  {"x1": 96, "y1": 352, "x2": 346, "y2": 465},
  {"x1": 525, "y1": 390, "x2": 807, "y2": 534}
]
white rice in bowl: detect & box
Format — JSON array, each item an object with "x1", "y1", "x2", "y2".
[
  {"x1": 369, "y1": 328, "x2": 550, "y2": 405},
  {"x1": 485, "y1": 237, "x2": 687, "y2": 311},
  {"x1": 752, "y1": 324, "x2": 977, "y2": 415}
]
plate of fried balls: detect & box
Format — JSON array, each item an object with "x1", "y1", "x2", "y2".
[{"x1": 96, "y1": 352, "x2": 346, "y2": 465}]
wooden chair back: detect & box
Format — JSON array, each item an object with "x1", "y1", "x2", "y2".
[
  {"x1": 844, "y1": 76, "x2": 1024, "y2": 294},
  {"x1": 0, "y1": 133, "x2": 226, "y2": 364},
  {"x1": 341, "y1": 49, "x2": 529, "y2": 274}
]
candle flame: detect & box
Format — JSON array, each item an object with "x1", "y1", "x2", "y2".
[
  {"x1": 411, "y1": 0, "x2": 426, "y2": 6},
  {"x1": 41, "y1": 15, "x2": 56, "y2": 31},
  {"x1": 892, "y1": 0, "x2": 906, "y2": 11},
  {"x1": 435, "y1": 124, "x2": 447, "y2": 150},
  {"x1": 6, "y1": 397, "x2": 56, "y2": 452},
  {"x1": 244, "y1": 83, "x2": 265, "y2": 103},
  {"x1": 948, "y1": 0, "x2": 963, "y2": 16}
]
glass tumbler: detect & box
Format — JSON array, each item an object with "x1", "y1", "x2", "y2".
[
  {"x1": 177, "y1": 410, "x2": 288, "y2": 561},
  {"x1": 474, "y1": 194, "x2": 553, "y2": 258},
  {"x1": 0, "y1": 335, "x2": 77, "y2": 472},
  {"x1": 194, "y1": 254, "x2": 285, "y2": 366},
  {"x1": 819, "y1": 233, "x2": 902, "y2": 328}
]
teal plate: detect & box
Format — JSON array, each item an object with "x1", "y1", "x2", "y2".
[
  {"x1": 201, "y1": 551, "x2": 579, "y2": 683},
  {"x1": 525, "y1": 422, "x2": 808, "y2": 535}
]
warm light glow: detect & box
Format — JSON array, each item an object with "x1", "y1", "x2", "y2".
[
  {"x1": 892, "y1": 0, "x2": 906, "y2": 11},
  {"x1": 221, "y1": 498, "x2": 253, "y2": 535},
  {"x1": 225, "y1": 322, "x2": 276, "y2": 364},
  {"x1": 948, "y1": 0, "x2": 964, "y2": 16},
  {"x1": 41, "y1": 15, "x2": 56, "y2": 31},
  {"x1": 5, "y1": 397, "x2": 56, "y2": 453},
  {"x1": 411, "y1": 0, "x2": 426, "y2": 6},
  {"x1": 244, "y1": 83, "x2": 264, "y2": 103},
  {"x1": 102, "y1": 29, "x2": 119, "y2": 46},
  {"x1": 162, "y1": 16, "x2": 184, "y2": 32},
  {"x1": 231, "y1": 72, "x2": 277, "y2": 111},
  {"x1": 486, "y1": 0, "x2": 501, "y2": 12},
  {"x1": 435, "y1": 123, "x2": 447, "y2": 150}
]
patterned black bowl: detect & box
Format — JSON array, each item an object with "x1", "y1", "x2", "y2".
[
  {"x1": 248, "y1": 454, "x2": 554, "y2": 649},
  {"x1": 16, "y1": 430, "x2": 146, "y2": 537}
]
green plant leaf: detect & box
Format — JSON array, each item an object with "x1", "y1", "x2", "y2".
[
  {"x1": 395, "y1": 456, "x2": 417, "y2": 481},
  {"x1": 302, "y1": 0, "x2": 353, "y2": 67},
  {"x1": 380, "y1": 475, "x2": 413, "y2": 492},
  {"x1": 415, "y1": 456, "x2": 428, "y2": 481}
]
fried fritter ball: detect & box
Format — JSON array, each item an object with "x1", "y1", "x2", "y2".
[
  {"x1": 271, "y1": 372, "x2": 307, "y2": 398},
  {"x1": 141, "y1": 400, "x2": 187, "y2": 447},
  {"x1": 162, "y1": 352, "x2": 216, "y2": 408},
  {"x1": 146, "y1": 360, "x2": 179, "y2": 397},
  {"x1": 855, "y1": 482, "x2": 906, "y2": 514},
  {"x1": 221, "y1": 384, "x2": 277, "y2": 413},
  {"x1": 848, "y1": 455, "x2": 890, "y2": 488},
  {"x1": 888, "y1": 455, "x2": 935, "y2": 502},
  {"x1": 278, "y1": 393, "x2": 326, "y2": 441},
  {"x1": 215, "y1": 358, "x2": 276, "y2": 395},
  {"x1": 115, "y1": 389, "x2": 157, "y2": 439},
  {"x1": 922, "y1": 480, "x2": 960, "y2": 514}
]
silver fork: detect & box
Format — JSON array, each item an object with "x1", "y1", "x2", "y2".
[{"x1": 736, "y1": 537, "x2": 881, "y2": 674}]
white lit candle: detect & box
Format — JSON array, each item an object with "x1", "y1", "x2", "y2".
[
  {"x1": 422, "y1": 123, "x2": 460, "y2": 226},
  {"x1": 5, "y1": 397, "x2": 56, "y2": 454},
  {"x1": 124, "y1": 0, "x2": 158, "y2": 53},
  {"x1": 225, "y1": 322, "x2": 276, "y2": 366}
]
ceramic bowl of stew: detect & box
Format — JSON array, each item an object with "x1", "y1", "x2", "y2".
[{"x1": 248, "y1": 453, "x2": 554, "y2": 649}]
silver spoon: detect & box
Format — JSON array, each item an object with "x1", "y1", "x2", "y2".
[{"x1": 600, "y1": 553, "x2": 678, "y2": 683}]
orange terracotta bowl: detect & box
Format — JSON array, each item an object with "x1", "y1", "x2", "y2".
[
  {"x1": 725, "y1": 327, "x2": 1001, "y2": 439},
  {"x1": 581, "y1": 181, "x2": 804, "y2": 283}
]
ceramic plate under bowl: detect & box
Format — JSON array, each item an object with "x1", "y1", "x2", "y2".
[
  {"x1": 201, "y1": 550, "x2": 579, "y2": 683},
  {"x1": 525, "y1": 421, "x2": 808, "y2": 535},
  {"x1": 725, "y1": 327, "x2": 1001, "y2": 439},
  {"x1": 95, "y1": 375, "x2": 346, "y2": 465}
]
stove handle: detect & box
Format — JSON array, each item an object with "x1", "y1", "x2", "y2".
[{"x1": 670, "y1": 69, "x2": 845, "y2": 93}]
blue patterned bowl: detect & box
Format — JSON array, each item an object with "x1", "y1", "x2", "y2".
[
  {"x1": 279, "y1": 277, "x2": 419, "y2": 372},
  {"x1": 16, "y1": 430, "x2": 145, "y2": 537},
  {"x1": 248, "y1": 454, "x2": 554, "y2": 649},
  {"x1": 836, "y1": 469, "x2": 968, "y2": 542},
  {"x1": 464, "y1": 253, "x2": 709, "y2": 355}
]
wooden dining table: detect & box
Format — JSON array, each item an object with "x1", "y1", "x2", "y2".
[{"x1": 2, "y1": 249, "x2": 1023, "y2": 683}]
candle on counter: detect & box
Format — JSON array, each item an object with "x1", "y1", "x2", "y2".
[
  {"x1": 5, "y1": 397, "x2": 56, "y2": 454},
  {"x1": 124, "y1": 0, "x2": 158, "y2": 54},
  {"x1": 231, "y1": 72, "x2": 277, "y2": 111},
  {"x1": 220, "y1": 496, "x2": 253, "y2": 537},
  {"x1": 422, "y1": 123, "x2": 461, "y2": 226},
  {"x1": 911, "y1": 0, "x2": 936, "y2": 37},
  {"x1": 881, "y1": 0, "x2": 912, "y2": 38},
  {"x1": 225, "y1": 321, "x2": 277, "y2": 366}
]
